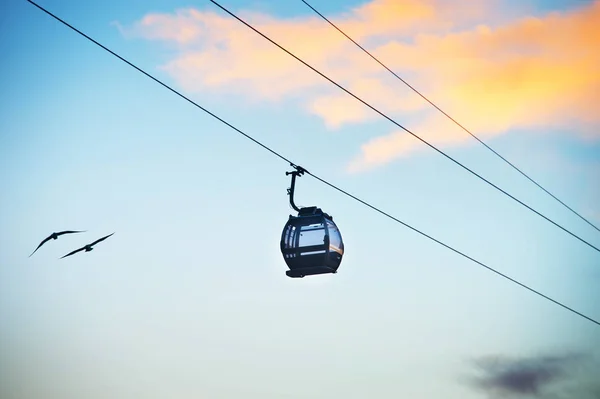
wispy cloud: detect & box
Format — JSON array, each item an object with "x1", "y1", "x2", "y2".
[
  {"x1": 120, "y1": 0, "x2": 600, "y2": 172},
  {"x1": 465, "y1": 351, "x2": 600, "y2": 398}
]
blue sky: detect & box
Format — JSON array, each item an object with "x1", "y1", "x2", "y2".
[{"x1": 1, "y1": 0, "x2": 599, "y2": 398}]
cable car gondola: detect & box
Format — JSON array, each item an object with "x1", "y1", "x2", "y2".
[{"x1": 280, "y1": 165, "x2": 344, "y2": 278}]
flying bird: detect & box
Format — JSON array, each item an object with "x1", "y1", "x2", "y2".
[
  {"x1": 60, "y1": 233, "x2": 114, "y2": 259},
  {"x1": 29, "y1": 230, "x2": 86, "y2": 257}
]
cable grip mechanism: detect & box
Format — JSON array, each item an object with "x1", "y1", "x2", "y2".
[{"x1": 286, "y1": 163, "x2": 308, "y2": 212}]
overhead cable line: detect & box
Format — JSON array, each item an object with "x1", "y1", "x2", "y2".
[
  {"x1": 24, "y1": 0, "x2": 600, "y2": 327},
  {"x1": 300, "y1": 0, "x2": 600, "y2": 235},
  {"x1": 206, "y1": 0, "x2": 600, "y2": 255}
]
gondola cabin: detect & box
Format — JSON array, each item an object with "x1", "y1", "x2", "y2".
[{"x1": 280, "y1": 166, "x2": 344, "y2": 278}]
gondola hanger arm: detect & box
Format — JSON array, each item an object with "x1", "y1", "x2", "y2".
[{"x1": 286, "y1": 164, "x2": 308, "y2": 213}]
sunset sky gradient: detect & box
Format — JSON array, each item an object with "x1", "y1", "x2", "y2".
[{"x1": 1, "y1": 0, "x2": 599, "y2": 398}]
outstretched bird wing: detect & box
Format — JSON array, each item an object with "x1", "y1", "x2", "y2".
[
  {"x1": 29, "y1": 235, "x2": 53, "y2": 257},
  {"x1": 56, "y1": 230, "x2": 86, "y2": 236},
  {"x1": 89, "y1": 232, "x2": 114, "y2": 247},
  {"x1": 29, "y1": 230, "x2": 86, "y2": 257},
  {"x1": 60, "y1": 246, "x2": 86, "y2": 259}
]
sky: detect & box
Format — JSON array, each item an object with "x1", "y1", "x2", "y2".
[{"x1": 1, "y1": 0, "x2": 600, "y2": 398}]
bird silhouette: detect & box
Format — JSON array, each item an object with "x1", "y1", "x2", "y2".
[
  {"x1": 60, "y1": 233, "x2": 114, "y2": 259},
  {"x1": 29, "y1": 230, "x2": 86, "y2": 257}
]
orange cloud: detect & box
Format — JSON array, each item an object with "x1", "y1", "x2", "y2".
[
  {"x1": 122, "y1": 0, "x2": 600, "y2": 173},
  {"x1": 307, "y1": 77, "x2": 426, "y2": 129},
  {"x1": 347, "y1": 1, "x2": 600, "y2": 171},
  {"x1": 122, "y1": 0, "x2": 485, "y2": 101},
  {"x1": 347, "y1": 116, "x2": 465, "y2": 173}
]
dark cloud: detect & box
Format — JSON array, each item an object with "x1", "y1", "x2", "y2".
[{"x1": 467, "y1": 352, "x2": 590, "y2": 398}]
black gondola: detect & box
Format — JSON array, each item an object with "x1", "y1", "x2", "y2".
[{"x1": 280, "y1": 165, "x2": 344, "y2": 278}]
